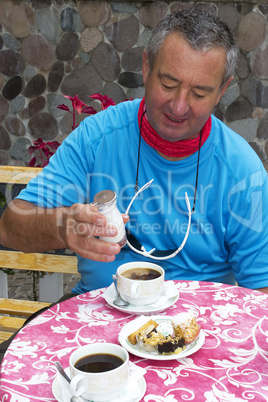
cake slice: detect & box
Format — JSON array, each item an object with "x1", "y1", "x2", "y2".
[
  {"x1": 158, "y1": 336, "x2": 185, "y2": 354},
  {"x1": 127, "y1": 319, "x2": 159, "y2": 345},
  {"x1": 172, "y1": 313, "x2": 200, "y2": 343}
]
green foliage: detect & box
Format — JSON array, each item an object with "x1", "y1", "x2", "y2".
[
  {"x1": 26, "y1": 271, "x2": 46, "y2": 301},
  {"x1": 0, "y1": 193, "x2": 6, "y2": 209}
]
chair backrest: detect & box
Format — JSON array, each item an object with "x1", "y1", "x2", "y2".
[
  {"x1": 0, "y1": 165, "x2": 43, "y2": 184},
  {"x1": 0, "y1": 165, "x2": 78, "y2": 275}
]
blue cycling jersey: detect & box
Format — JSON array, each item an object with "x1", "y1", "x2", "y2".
[{"x1": 18, "y1": 99, "x2": 268, "y2": 292}]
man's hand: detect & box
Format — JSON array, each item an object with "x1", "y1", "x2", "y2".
[
  {"x1": 256, "y1": 287, "x2": 268, "y2": 294},
  {"x1": 0, "y1": 199, "x2": 129, "y2": 263},
  {"x1": 59, "y1": 203, "x2": 129, "y2": 262}
]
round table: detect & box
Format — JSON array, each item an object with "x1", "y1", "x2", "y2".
[{"x1": 1, "y1": 280, "x2": 268, "y2": 401}]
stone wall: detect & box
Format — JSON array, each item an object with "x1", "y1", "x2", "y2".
[{"x1": 0, "y1": 0, "x2": 267, "y2": 166}]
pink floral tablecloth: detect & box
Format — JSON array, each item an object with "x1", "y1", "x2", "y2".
[{"x1": 1, "y1": 280, "x2": 268, "y2": 402}]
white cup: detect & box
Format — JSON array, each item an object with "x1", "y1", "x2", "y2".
[
  {"x1": 117, "y1": 261, "x2": 165, "y2": 306},
  {"x1": 69, "y1": 343, "x2": 129, "y2": 401}
]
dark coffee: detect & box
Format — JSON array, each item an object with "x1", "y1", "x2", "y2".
[
  {"x1": 122, "y1": 268, "x2": 161, "y2": 281},
  {"x1": 75, "y1": 353, "x2": 124, "y2": 373}
]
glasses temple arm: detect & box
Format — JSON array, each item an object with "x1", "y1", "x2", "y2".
[
  {"x1": 125, "y1": 179, "x2": 154, "y2": 215},
  {"x1": 126, "y1": 192, "x2": 192, "y2": 261}
]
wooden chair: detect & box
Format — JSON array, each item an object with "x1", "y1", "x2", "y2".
[{"x1": 0, "y1": 166, "x2": 78, "y2": 342}]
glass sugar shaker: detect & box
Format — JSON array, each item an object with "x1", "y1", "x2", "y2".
[{"x1": 92, "y1": 190, "x2": 126, "y2": 248}]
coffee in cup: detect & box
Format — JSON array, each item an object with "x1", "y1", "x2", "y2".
[
  {"x1": 117, "y1": 261, "x2": 164, "y2": 306},
  {"x1": 121, "y1": 267, "x2": 161, "y2": 281},
  {"x1": 69, "y1": 343, "x2": 129, "y2": 401},
  {"x1": 74, "y1": 352, "x2": 124, "y2": 373}
]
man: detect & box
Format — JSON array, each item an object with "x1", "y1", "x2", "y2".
[{"x1": 1, "y1": 9, "x2": 268, "y2": 295}]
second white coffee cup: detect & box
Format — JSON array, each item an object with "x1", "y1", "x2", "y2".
[{"x1": 117, "y1": 261, "x2": 164, "y2": 306}]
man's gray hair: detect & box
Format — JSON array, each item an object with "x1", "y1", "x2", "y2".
[{"x1": 146, "y1": 8, "x2": 239, "y2": 86}]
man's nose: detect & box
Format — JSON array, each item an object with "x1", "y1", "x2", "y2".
[{"x1": 171, "y1": 90, "x2": 189, "y2": 115}]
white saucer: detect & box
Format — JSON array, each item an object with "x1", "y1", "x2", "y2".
[
  {"x1": 102, "y1": 280, "x2": 179, "y2": 315},
  {"x1": 52, "y1": 367, "x2": 146, "y2": 402}
]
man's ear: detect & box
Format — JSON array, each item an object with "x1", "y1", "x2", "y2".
[
  {"x1": 216, "y1": 76, "x2": 234, "y2": 105},
  {"x1": 142, "y1": 50, "x2": 150, "y2": 85}
]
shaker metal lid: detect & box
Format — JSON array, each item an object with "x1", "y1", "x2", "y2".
[{"x1": 93, "y1": 190, "x2": 116, "y2": 206}]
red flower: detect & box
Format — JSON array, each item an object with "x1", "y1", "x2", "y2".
[
  {"x1": 89, "y1": 94, "x2": 115, "y2": 110},
  {"x1": 57, "y1": 94, "x2": 98, "y2": 130},
  {"x1": 63, "y1": 94, "x2": 87, "y2": 114},
  {"x1": 82, "y1": 106, "x2": 98, "y2": 115},
  {"x1": 57, "y1": 104, "x2": 70, "y2": 112},
  {"x1": 29, "y1": 94, "x2": 133, "y2": 168},
  {"x1": 28, "y1": 138, "x2": 60, "y2": 168}
]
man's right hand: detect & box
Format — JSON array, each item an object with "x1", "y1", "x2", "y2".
[
  {"x1": 0, "y1": 200, "x2": 129, "y2": 263},
  {"x1": 59, "y1": 203, "x2": 128, "y2": 262}
]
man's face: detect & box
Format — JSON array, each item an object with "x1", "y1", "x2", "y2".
[{"x1": 142, "y1": 33, "x2": 232, "y2": 142}]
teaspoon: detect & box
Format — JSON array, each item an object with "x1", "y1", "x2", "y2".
[
  {"x1": 54, "y1": 361, "x2": 88, "y2": 402},
  {"x1": 112, "y1": 275, "x2": 129, "y2": 307}
]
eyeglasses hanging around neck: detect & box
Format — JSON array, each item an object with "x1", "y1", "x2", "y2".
[
  {"x1": 125, "y1": 109, "x2": 203, "y2": 260},
  {"x1": 125, "y1": 180, "x2": 193, "y2": 260}
]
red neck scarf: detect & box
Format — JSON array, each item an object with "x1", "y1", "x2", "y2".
[{"x1": 138, "y1": 98, "x2": 211, "y2": 157}]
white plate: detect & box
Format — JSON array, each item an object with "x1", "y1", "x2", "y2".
[
  {"x1": 102, "y1": 280, "x2": 179, "y2": 315},
  {"x1": 52, "y1": 367, "x2": 146, "y2": 402},
  {"x1": 118, "y1": 315, "x2": 205, "y2": 361}
]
